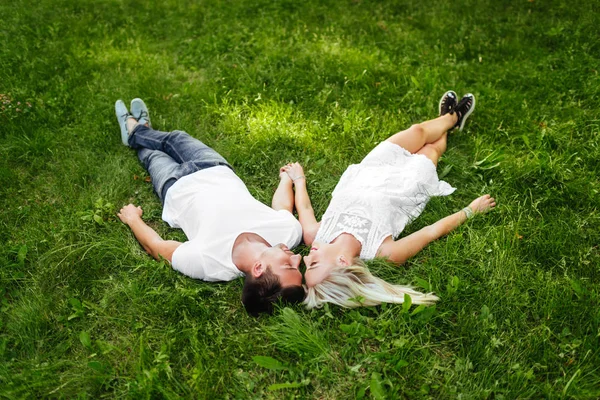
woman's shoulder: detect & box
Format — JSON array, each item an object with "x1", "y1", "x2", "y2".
[{"x1": 374, "y1": 235, "x2": 396, "y2": 259}]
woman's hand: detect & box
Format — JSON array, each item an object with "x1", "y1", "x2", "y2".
[
  {"x1": 282, "y1": 162, "x2": 305, "y2": 183},
  {"x1": 468, "y1": 194, "x2": 496, "y2": 215},
  {"x1": 117, "y1": 204, "x2": 143, "y2": 225}
]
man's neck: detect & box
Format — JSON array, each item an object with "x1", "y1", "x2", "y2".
[{"x1": 232, "y1": 232, "x2": 270, "y2": 273}]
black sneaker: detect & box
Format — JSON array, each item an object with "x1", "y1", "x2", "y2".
[
  {"x1": 453, "y1": 93, "x2": 476, "y2": 131},
  {"x1": 438, "y1": 90, "x2": 457, "y2": 116}
]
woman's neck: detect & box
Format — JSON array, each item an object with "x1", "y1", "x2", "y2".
[{"x1": 333, "y1": 233, "x2": 362, "y2": 258}]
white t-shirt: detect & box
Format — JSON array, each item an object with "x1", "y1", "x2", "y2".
[{"x1": 162, "y1": 166, "x2": 302, "y2": 282}]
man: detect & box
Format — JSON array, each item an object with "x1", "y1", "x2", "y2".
[{"x1": 114, "y1": 98, "x2": 304, "y2": 315}]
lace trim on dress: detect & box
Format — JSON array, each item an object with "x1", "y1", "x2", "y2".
[{"x1": 327, "y1": 212, "x2": 372, "y2": 246}]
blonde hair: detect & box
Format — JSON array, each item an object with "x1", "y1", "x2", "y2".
[{"x1": 304, "y1": 261, "x2": 438, "y2": 309}]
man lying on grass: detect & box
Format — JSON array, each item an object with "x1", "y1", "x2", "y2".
[{"x1": 114, "y1": 98, "x2": 305, "y2": 316}]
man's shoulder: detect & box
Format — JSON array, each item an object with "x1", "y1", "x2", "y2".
[{"x1": 172, "y1": 239, "x2": 242, "y2": 281}]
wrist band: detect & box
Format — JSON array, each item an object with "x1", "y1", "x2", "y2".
[
  {"x1": 292, "y1": 176, "x2": 305, "y2": 182},
  {"x1": 462, "y1": 206, "x2": 474, "y2": 219}
]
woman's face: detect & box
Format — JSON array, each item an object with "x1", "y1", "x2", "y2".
[{"x1": 303, "y1": 241, "x2": 344, "y2": 287}]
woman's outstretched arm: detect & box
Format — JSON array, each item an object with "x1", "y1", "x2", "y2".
[
  {"x1": 282, "y1": 162, "x2": 321, "y2": 246},
  {"x1": 378, "y1": 194, "x2": 496, "y2": 264}
]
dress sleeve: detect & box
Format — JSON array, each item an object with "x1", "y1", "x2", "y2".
[{"x1": 170, "y1": 241, "x2": 206, "y2": 280}]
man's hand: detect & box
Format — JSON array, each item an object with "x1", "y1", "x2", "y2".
[
  {"x1": 279, "y1": 164, "x2": 293, "y2": 182},
  {"x1": 117, "y1": 203, "x2": 181, "y2": 261},
  {"x1": 118, "y1": 204, "x2": 143, "y2": 225}
]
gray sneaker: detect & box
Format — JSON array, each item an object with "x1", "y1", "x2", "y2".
[
  {"x1": 130, "y1": 98, "x2": 151, "y2": 127},
  {"x1": 115, "y1": 100, "x2": 133, "y2": 146}
]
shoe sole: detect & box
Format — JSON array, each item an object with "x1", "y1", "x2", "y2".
[
  {"x1": 458, "y1": 94, "x2": 476, "y2": 131},
  {"x1": 438, "y1": 90, "x2": 457, "y2": 116},
  {"x1": 115, "y1": 99, "x2": 131, "y2": 146}
]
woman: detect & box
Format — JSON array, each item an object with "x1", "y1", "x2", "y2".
[{"x1": 281, "y1": 91, "x2": 496, "y2": 309}]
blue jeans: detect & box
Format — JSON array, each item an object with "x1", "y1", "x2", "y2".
[{"x1": 129, "y1": 125, "x2": 233, "y2": 203}]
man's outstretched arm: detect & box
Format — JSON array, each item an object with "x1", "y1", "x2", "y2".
[
  {"x1": 282, "y1": 162, "x2": 320, "y2": 246},
  {"x1": 271, "y1": 166, "x2": 295, "y2": 213},
  {"x1": 117, "y1": 204, "x2": 182, "y2": 262}
]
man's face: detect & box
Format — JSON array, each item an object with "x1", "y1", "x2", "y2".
[{"x1": 260, "y1": 244, "x2": 303, "y2": 287}]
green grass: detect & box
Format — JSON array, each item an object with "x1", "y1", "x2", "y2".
[{"x1": 1, "y1": 0, "x2": 599, "y2": 398}]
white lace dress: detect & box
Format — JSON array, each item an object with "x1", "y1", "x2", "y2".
[{"x1": 314, "y1": 141, "x2": 456, "y2": 260}]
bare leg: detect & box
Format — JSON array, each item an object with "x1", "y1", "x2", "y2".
[
  {"x1": 272, "y1": 167, "x2": 294, "y2": 212},
  {"x1": 386, "y1": 113, "x2": 457, "y2": 153},
  {"x1": 416, "y1": 133, "x2": 447, "y2": 166}
]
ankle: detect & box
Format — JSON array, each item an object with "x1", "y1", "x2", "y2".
[
  {"x1": 446, "y1": 112, "x2": 459, "y2": 125},
  {"x1": 126, "y1": 117, "x2": 138, "y2": 134}
]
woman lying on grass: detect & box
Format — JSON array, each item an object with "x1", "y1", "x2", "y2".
[{"x1": 282, "y1": 91, "x2": 496, "y2": 309}]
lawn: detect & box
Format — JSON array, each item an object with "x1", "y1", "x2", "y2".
[{"x1": 1, "y1": 0, "x2": 599, "y2": 398}]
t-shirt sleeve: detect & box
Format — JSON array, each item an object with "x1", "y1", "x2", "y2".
[
  {"x1": 170, "y1": 241, "x2": 206, "y2": 280},
  {"x1": 278, "y1": 210, "x2": 303, "y2": 248}
]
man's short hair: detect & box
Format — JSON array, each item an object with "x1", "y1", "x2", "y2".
[{"x1": 242, "y1": 268, "x2": 306, "y2": 316}]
